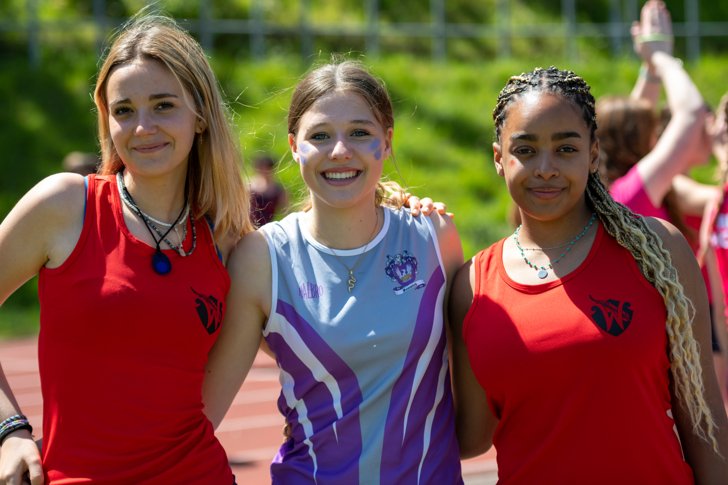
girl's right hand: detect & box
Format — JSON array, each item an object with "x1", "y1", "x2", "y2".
[
  {"x1": 631, "y1": 0, "x2": 674, "y2": 62},
  {"x1": 0, "y1": 432, "x2": 44, "y2": 485}
]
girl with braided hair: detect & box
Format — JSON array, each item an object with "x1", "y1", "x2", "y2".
[{"x1": 449, "y1": 65, "x2": 728, "y2": 483}]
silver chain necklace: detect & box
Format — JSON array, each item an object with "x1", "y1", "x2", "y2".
[
  {"x1": 327, "y1": 209, "x2": 380, "y2": 293},
  {"x1": 513, "y1": 213, "x2": 596, "y2": 279}
]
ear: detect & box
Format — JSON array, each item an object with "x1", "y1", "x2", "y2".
[
  {"x1": 589, "y1": 138, "x2": 600, "y2": 174},
  {"x1": 493, "y1": 142, "x2": 505, "y2": 177},
  {"x1": 383, "y1": 127, "x2": 394, "y2": 159},
  {"x1": 195, "y1": 118, "x2": 207, "y2": 134},
  {"x1": 288, "y1": 133, "x2": 300, "y2": 163}
]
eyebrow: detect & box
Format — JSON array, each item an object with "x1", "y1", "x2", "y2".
[
  {"x1": 510, "y1": 131, "x2": 582, "y2": 142},
  {"x1": 109, "y1": 93, "x2": 179, "y2": 106},
  {"x1": 307, "y1": 119, "x2": 377, "y2": 131}
]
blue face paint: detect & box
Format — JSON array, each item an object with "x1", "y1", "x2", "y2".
[
  {"x1": 368, "y1": 139, "x2": 382, "y2": 160},
  {"x1": 297, "y1": 141, "x2": 312, "y2": 165}
]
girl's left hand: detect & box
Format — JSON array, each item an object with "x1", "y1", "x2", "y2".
[{"x1": 404, "y1": 193, "x2": 452, "y2": 218}]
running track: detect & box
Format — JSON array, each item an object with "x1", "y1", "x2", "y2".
[{"x1": 1, "y1": 337, "x2": 498, "y2": 484}]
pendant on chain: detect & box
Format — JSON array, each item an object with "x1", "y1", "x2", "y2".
[
  {"x1": 347, "y1": 270, "x2": 357, "y2": 293},
  {"x1": 537, "y1": 268, "x2": 549, "y2": 279}
]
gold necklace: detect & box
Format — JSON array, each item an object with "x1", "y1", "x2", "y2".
[{"x1": 327, "y1": 209, "x2": 380, "y2": 293}]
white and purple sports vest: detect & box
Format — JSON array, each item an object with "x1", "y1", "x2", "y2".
[{"x1": 261, "y1": 207, "x2": 463, "y2": 485}]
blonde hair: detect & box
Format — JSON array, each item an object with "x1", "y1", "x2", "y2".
[
  {"x1": 93, "y1": 13, "x2": 253, "y2": 241},
  {"x1": 494, "y1": 66, "x2": 719, "y2": 450}
]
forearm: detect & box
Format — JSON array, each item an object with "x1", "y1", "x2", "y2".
[
  {"x1": 650, "y1": 52, "x2": 704, "y2": 116},
  {"x1": 0, "y1": 366, "x2": 23, "y2": 421},
  {"x1": 630, "y1": 63, "x2": 661, "y2": 106}
]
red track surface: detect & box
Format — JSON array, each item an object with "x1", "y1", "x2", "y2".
[{"x1": 1, "y1": 337, "x2": 497, "y2": 484}]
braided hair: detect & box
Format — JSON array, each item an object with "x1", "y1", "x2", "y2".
[{"x1": 493, "y1": 66, "x2": 719, "y2": 450}]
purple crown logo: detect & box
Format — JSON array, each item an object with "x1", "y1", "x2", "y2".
[{"x1": 385, "y1": 251, "x2": 426, "y2": 295}]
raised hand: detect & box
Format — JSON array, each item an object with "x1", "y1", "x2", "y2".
[{"x1": 631, "y1": 0, "x2": 674, "y2": 62}]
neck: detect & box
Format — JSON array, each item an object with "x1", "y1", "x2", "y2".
[
  {"x1": 517, "y1": 207, "x2": 595, "y2": 249},
  {"x1": 306, "y1": 203, "x2": 381, "y2": 249},
  {"x1": 121, "y1": 170, "x2": 188, "y2": 223}
]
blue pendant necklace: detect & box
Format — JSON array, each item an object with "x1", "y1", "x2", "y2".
[
  {"x1": 513, "y1": 213, "x2": 596, "y2": 279},
  {"x1": 117, "y1": 171, "x2": 189, "y2": 275}
]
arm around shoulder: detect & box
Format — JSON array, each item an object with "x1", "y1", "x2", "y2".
[
  {"x1": 448, "y1": 258, "x2": 498, "y2": 458},
  {"x1": 430, "y1": 212, "x2": 463, "y2": 282},
  {"x1": 203, "y1": 229, "x2": 272, "y2": 428}
]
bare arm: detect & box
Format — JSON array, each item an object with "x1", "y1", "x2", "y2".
[
  {"x1": 203, "y1": 230, "x2": 271, "y2": 428},
  {"x1": 647, "y1": 217, "x2": 728, "y2": 482},
  {"x1": 672, "y1": 175, "x2": 720, "y2": 218},
  {"x1": 630, "y1": 1, "x2": 709, "y2": 206},
  {"x1": 629, "y1": 1, "x2": 672, "y2": 105},
  {"x1": 448, "y1": 259, "x2": 498, "y2": 458},
  {"x1": 0, "y1": 173, "x2": 85, "y2": 484}
]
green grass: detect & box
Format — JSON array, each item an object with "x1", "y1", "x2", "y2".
[{"x1": 2, "y1": 46, "x2": 728, "y2": 338}]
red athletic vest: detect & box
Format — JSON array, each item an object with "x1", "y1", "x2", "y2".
[
  {"x1": 38, "y1": 175, "x2": 233, "y2": 484},
  {"x1": 463, "y1": 223, "x2": 694, "y2": 484}
]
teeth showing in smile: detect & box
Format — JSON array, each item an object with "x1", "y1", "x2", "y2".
[{"x1": 324, "y1": 170, "x2": 358, "y2": 180}]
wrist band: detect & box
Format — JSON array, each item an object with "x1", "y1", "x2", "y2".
[
  {"x1": 637, "y1": 33, "x2": 673, "y2": 42},
  {"x1": 0, "y1": 414, "x2": 33, "y2": 445}
]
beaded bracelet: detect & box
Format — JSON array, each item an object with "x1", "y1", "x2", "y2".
[{"x1": 0, "y1": 414, "x2": 33, "y2": 446}]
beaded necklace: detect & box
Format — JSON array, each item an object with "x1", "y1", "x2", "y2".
[
  {"x1": 513, "y1": 213, "x2": 596, "y2": 280},
  {"x1": 116, "y1": 171, "x2": 197, "y2": 275}
]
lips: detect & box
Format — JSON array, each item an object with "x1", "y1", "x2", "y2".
[
  {"x1": 133, "y1": 142, "x2": 168, "y2": 153},
  {"x1": 529, "y1": 186, "x2": 564, "y2": 198},
  {"x1": 322, "y1": 169, "x2": 360, "y2": 181}
]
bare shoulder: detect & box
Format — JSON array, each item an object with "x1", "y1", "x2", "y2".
[
  {"x1": 644, "y1": 217, "x2": 692, "y2": 253},
  {"x1": 2, "y1": 173, "x2": 86, "y2": 246},
  {"x1": 227, "y1": 229, "x2": 273, "y2": 309},
  {"x1": 0, "y1": 173, "x2": 86, "y2": 297},
  {"x1": 18, "y1": 172, "x2": 86, "y2": 218},
  {"x1": 643, "y1": 216, "x2": 698, "y2": 274}
]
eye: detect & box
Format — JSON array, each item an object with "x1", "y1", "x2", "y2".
[
  {"x1": 513, "y1": 145, "x2": 535, "y2": 155},
  {"x1": 310, "y1": 132, "x2": 329, "y2": 141},
  {"x1": 558, "y1": 145, "x2": 578, "y2": 153},
  {"x1": 112, "y1": 106, "x2": 132, "y2": 116},
  {"x1": 351, "y1": 129, "x2": 370, "y2": 137},
  {"x1": 155, "y1": 101, "x2": 175, "y2": 111}
]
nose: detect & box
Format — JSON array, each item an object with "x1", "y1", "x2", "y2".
[
  {"x1": 329, "y1": 137, "x2": 352, "y2": 160},
  {"x1": 533, "y1": 153, "x2": 559, "y2": 179},
  {"x1": 134, "y1": 110, "x2": 157, "y2": 136}
]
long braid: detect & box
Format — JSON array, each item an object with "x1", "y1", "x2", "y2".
[
  {"x1": 587, "y1": 173, "x2": 718, "y2": 449},
  {"x1": 494, "y1": 66, "x2": 719, "y2": 450}
]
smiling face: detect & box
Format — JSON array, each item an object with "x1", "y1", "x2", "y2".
[
  {"x1": 106, "y1": 58, "x2": 201, "y2": 181},
  {"x1": 289, "y1": 90, "x2": 392, "y2": 211},
  {"x1": 493, "y1": 91, "x2": 599, "y2": 224}
]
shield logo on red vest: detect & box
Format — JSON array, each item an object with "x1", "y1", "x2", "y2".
[{"x1": 589, "y1": 296, "x2": 633, "y2": 336}]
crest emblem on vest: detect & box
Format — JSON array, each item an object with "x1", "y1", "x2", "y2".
[
  {"x1": 589, "y1": 295, "x2": 633, "y2": 336},
  {"x1": 385, "y1": 250, "x2": 426, "y2": 295},
  {"x1": 191, "y1": 288, "x2": 223, "y2": 335}
]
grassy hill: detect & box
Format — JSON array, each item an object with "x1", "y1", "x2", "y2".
[{"x1": 1, "y1": 43, "x2": 727, "y2": 335}]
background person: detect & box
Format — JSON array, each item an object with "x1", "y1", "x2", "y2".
[{"x1": 249, "y1": 153, "x2": 289, "y2": 226}]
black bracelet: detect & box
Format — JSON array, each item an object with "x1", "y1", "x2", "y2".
[{"x1": 0, "y1": 415, "x2": 33, "y2": 446}]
